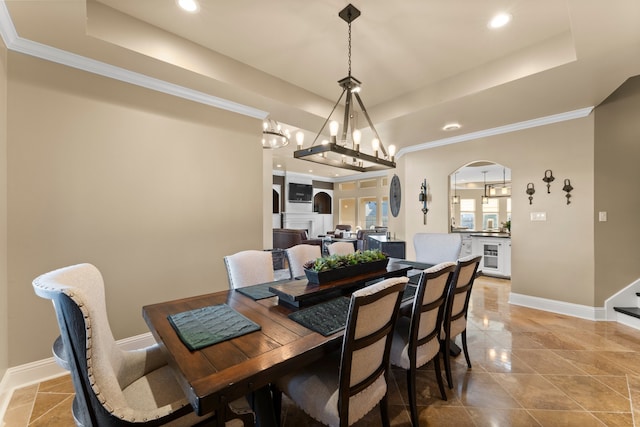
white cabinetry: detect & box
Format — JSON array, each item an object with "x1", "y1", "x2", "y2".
[{"x1": 471, "y1": 236, "x2": 511, "y2": 278}]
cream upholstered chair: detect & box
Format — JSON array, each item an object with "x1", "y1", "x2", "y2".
[
  {"x1": 286, "y1": 244, "x2": 321, "y2": 278},
  {"x1": 224, "y1": 250, "x2": 275, "y2": 289},
  {"x1": 32, "y1": 263, "x2": 253, "y2": 427},
  {"x1": 441, "y1": 255, "x2": 482, "y2": 389},
  {"x1": 327, "y1": 241, "x2": 355, "y2": 256},
  {"x1": 390, "y1": 262, "x2": 455, "y2": 427},
  {"x1": 274, "y1": 276, "x2": 409, "y2": 427},
  {"x1": 413, "y1": 233, "x2": 462, "y2": 265}
]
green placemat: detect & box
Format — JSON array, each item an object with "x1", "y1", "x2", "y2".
[
  {"x1": 235, "y1": 282, "x2": 277, "y2": 300},
  {"x1": 168, "y1": 304, "x2": 261, "y2": 351},
  {"x1": 235, "y1": 279, "x2": 294, "y2": 300},
  {"x1": 402, "y1": 284, "x2": 417, "y2": 302},
  {"x1": 400, "y1": 261, "x2": 435, "y2": 270},
  {"x1": 288, "y1": 297, "x2": 351, "y2": 336}
]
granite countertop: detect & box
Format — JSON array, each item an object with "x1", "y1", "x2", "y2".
[{"x1": 468, "y1": 232, "x2": 511, "y2": 238}]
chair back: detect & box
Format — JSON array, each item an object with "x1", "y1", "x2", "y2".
[
  {"x1": 286, "y1": 244, "x2": 321, "y2": 278},
  {"x1": 445, "y1": 255, "x2": 481, "y2": 338},
  {"x1": 331, "y1": 225, "x2": 352, "y2": 238},
  {"x1": 408, "y1": 262, "x2": 456, "y2": 364},
  {"x1": 413, "y1": 233, "x2": 462, "y2": 265},
  {"x1": 224, "y1": 250, "x2": 274, "y2": 288},
  {"x1": 327, "y1": 241, "x2": 355, "y2": 256},
  {"x1": 338, "y1": 276, "x2": 408, "y2": 424},
  {"x1": 32, "y1": 264, "x2": 191, "y2": 426}
]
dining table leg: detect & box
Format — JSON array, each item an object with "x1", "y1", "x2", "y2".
[{"x1": 249, "y1": 386, "x2": 278, "y2": 427}]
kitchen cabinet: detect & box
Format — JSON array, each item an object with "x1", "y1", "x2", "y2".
[{"x1": 471, "y1": 235, "x2": 511, "y2": 278}]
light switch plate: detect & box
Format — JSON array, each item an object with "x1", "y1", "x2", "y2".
[
  {"x1": 599, "y1": 211, "x2": 607, "y2": 222},
  {"x1": 530, "y1": 212, "x2": 547, "y2": 221}
]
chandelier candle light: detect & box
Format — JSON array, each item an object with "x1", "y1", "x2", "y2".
[
  {"x1": 293, "y1": 4, "x2": 396, "y2": 172},
  {"x1": 262, "y1": 118, "x2": 290, "y2": 149}
]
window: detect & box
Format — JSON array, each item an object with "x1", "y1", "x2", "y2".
[
  {"x1": 460, "y1": 199, "x2": 475, "y2": 230},
  {"x1": 358, "y1": 197, "x2": 377, "y2": 229},
  {"x1": 339, "y1": 182, "x2": 356, "y2": 191},
  {"x1": 381, "y1": 196, "x2": 389, "y2": 226},
  {"x1": 358, "y1": 179, "x2": 377, "y2": 189},
  {"x1": 482, "y1": 198, "x2": 499, "y2": 230}
]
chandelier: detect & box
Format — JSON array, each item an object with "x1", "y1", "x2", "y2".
[
  {"x1": 485, "y1": 168, "x2": 511, "y2": 198},
  {"x1": 293, "y1": 4, "x2": 396, "y2": 172},
  {"x1": 262, "y1": 118, "x2": 290, "y2": 149}
]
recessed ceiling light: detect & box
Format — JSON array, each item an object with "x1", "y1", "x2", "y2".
[
  {"x1": 443, "y1": 123, "x2": 461, "y2": 131},
  {"x1": 489, "y1": 12, "x2": 512, "y2": 29},
  {"x1": 177, "y1": 0, "x2": 199, "y2": 13}
]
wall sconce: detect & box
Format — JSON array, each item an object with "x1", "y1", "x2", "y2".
[
  {"x1": 419, "y1": 179, "x2": 428, "y2": 224},
  {"x1": 526, "y1": 183, "x2": 535, "y2": 205},
  {"x1": 542, "y1": 169, "x2": 555, "y2": 193},
  {"x1": 562, "y1": 179, "x2": 573, "y2": 204}
]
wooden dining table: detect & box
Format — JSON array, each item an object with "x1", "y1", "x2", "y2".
[
  {"x1": 141, "y1": 261, "x2": 419, "y2": 426},
  {"x1": 143, "y1": 288, "x2": 336, "y2": 425}
]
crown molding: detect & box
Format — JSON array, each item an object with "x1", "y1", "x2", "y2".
[
  {"x1": 0, "y1": 1, "x2": 267, "y2": 120},
  {"x1": 0, "y1": 1, "x2": 595, "y2": 175},
  {"x1": 397, "y1": 106, "x2": 594, "y2": 159}
]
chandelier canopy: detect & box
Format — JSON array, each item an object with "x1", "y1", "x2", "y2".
[{"x1": 293, "y1": 4, "x2": 396, "y2": 173}]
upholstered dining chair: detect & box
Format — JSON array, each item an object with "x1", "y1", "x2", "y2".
[
  {"x1": 224, "y1": 249, "x2": 275, "y2": 289},
  {"x1": 441, "y1": 255, "x2": 482, "y2": 389},
  {"x1": 413, "y1": 233, "x2": 462, "y2": 265},
  {"x1": 390, "y1": 262, "x2": 456, "y2": 426},
  {"x1": 327, "y1": 241, "x2": 355, "y2": 256},
  {"x1": 327, "y1": 224, "x2": 352, "y2": 238},
  {"x1": 274, "y1": 276, "x2": 409, "y2": 427},
  {"x1": 32, "y1": 263, "x2": 254, "y2": 427},
  {"x1": 286, "y1": 244, "x2": 321, "y2": 278}
]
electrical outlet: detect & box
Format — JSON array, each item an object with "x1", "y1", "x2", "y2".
[
  {"x1": 599, "y1": 211, "x2": 607, "y2": 222},
  {"x1": 530, "y1": 212, "x2": 547, "y2": 221}
]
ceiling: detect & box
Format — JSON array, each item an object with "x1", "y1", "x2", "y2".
[{"x1": 3, "y1": 0, "x2": 640, "y2": 179}]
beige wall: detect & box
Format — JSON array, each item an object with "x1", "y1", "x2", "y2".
[
  {"x1": 401, "y1": 117, "x2": 596, "y2": 306},
  {"x1": 0, "y1": 39, "x2": 8, "y2": 376},
  {"x1": 6, "y1": 53, "x2": 264, "y2": 365},
  {"x1": 594, "y1": 76, "x2": 640, "y2": 304}
]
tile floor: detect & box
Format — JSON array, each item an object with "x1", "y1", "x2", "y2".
[{"x1": 4, "y1": 275, "x2": 640, "y2": 426}]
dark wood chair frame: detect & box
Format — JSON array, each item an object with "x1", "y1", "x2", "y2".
[
  {"x1": 46, "y1": 291, "x2": 254, "y2": 427},
  {"x1": 441, "y1": 256, "x2": 482, "y2": 389},
  {"x1": 273, "y1": 279, "x2": 405, "y2": 427},
  {"x1": 402, "y1": 265, "x2": 455, "y2": 426}
]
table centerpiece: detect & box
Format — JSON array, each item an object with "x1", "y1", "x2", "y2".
[{"x1": 302, "y1": 249, "x2": 389, "y2": 284}]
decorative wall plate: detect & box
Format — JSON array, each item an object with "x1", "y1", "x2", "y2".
[{"x1": 390, "y1": 174, "x2": 401, "y2": 217}]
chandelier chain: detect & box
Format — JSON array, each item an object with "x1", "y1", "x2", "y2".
[{"x1": 347, "y1": 21, "x2": 352, "y2": 76}]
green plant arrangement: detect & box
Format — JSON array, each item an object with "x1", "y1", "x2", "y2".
[{"x1": 303, "y1": 249, "x2": 387, "y2": 272}]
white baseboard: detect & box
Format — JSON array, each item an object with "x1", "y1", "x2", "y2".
[
  {"x1": 509, "y1": 292, "x2": 607, "y2": 321},
  {"x1": 0, "y1": 332, "x2": 155, "y2": 423}
]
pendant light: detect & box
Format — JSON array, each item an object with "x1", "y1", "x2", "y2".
[
  {"x1": 293, "y1": 4, "x2": 395, "y2": 173},
  {"x1": 452, "y1": 172, "x2": 460, "y2": 204},
  {"x1": 481, "y1": 171, "x2": 489, "y2": 204}
]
